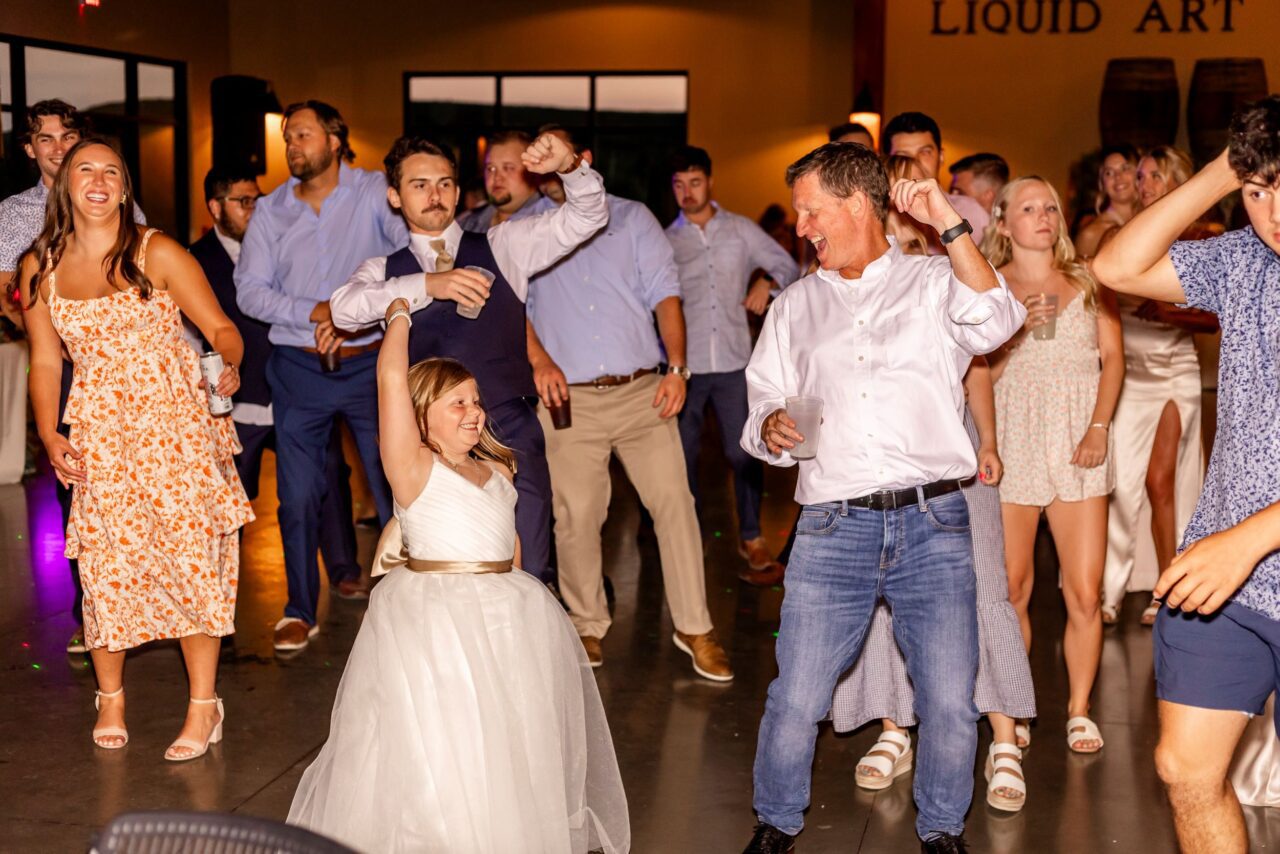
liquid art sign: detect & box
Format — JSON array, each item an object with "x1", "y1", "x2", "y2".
[{"x1": 929, "y1": 0, "x2": 1247, "y2": 36}]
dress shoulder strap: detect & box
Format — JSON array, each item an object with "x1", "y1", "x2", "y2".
[
  {"x1": 44, "y1": 250, "x2": 56, "y2": 298},
  {"x1": 138, "y1": 227, "x2": 159, "y2": 274}
]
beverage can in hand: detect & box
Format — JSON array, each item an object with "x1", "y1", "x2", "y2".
[{"x1": 200, "y1": 352, "x2": 234, "y2": 416}]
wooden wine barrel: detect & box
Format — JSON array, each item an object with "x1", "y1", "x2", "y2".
[
  {"x1": 1188, "y1": 58, "x2": 1269, "y2": 164},
  {"x1": 1099, "y1": 58, "x2": 1179, "y2": 149}
]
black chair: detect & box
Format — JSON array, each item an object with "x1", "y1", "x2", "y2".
[{"x1": 89, "y1": 810, "x2": 359, "y2": 854}]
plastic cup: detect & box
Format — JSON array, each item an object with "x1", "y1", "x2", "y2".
[
  {"x1": 785, "y1": 395, "x2": 823, "y2": 460},
  {"x1": 549, "y1": 394, "x2": 572, "y2": 430},
  {"x1": 458, "y1": 266, "x2": 496, "y2": 319},
  {"x1": 1031, "y1": 293, "x2": 1060, "y2": 341}
]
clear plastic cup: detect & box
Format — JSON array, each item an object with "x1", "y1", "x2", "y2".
[
  {"x1": 1031, "y1": 293, "x2": 1060, "y2": 340},
  {"x1": 785, "y1": 395, "x2": 823, "y2": 460},
  {"x1": 458, "y1": 266, "x2": 496, "y2": 319}
]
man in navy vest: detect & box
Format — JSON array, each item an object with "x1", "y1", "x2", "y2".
[
  {"x1": 191, "y1": 167, "x2": 364, "y2": 596},
  {"x1": 329, "y1": 132, "x2": 606, "y2": 584}
]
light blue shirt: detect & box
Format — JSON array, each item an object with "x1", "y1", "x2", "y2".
[
  {"x1": 235, "y1": 164, "x2": 408, "y2": 347},
  {"x1": 526, "y1": 194, "x2": 682, "y2": 384},
  {"x1": 665, "y1": 204, "x2": 800, "y2": 374}
]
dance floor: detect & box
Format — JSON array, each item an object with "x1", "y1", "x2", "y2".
[{"x1": 2, "y1": 440, "x2": 1279, "y2": 853}]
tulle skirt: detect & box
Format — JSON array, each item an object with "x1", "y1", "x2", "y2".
[{"x1": 287, "y1": 567, "x2": 630, "y2": 853}]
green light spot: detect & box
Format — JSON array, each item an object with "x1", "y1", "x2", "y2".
[
  {"x1": 31, "y1": 663, "x2": 41, "y2": 670},
  {"x1": 714, "y1": 531, "x2": 722, "y2": 538},
  {"x1": 771, "y1": 631, "x2": 779, "y2": 638}
]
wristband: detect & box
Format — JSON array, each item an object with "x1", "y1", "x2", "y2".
[
  {"x1": 1089, "y1": 422, "x2": 1108, "y2": 432},
  {"x1": 939, "y1": 219, "x2": 973, "y2": 246},
  {"x1": 385, "y1": 309, "x2": 412, "y2": 329}
]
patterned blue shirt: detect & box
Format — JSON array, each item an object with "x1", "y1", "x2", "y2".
[
  {"x1": 1170, "y1": 227, "x2": 1280, "y2": 620},
  {"x1": 0, "y1": 179, "x2": 146, "y2": 271}
]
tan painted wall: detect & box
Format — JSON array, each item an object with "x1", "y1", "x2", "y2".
[
  {"x1": 886, "y1": 0, "x2": 1280, "y2": 205},
  {"x1": 0, "y1": 0, "x2": 231, "y2": 241},
  {"x1": 228, "y1": 0, "x2": 853, "y2": 224}
]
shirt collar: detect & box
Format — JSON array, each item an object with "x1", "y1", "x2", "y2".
[
  {"x1": 284, "y1": 163, "x2": 354, "y2": 206},
  {"x1": 213, "y1": 226, "x2": 242, "y2": 265},
  {"x1": 673, "y1": 201, "x2": 720, "y2": 232},
  {"x1": 31, "y1": 180, "x2": 49, "y2": 203},
  {"x1": 408, "y1": 219, "x2": 463, "y2": 262},
  {"x1": 815, "y1": 235, "x2": 900, "y2": 287}
]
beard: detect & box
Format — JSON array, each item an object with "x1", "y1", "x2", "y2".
[
  {"x1": 487, "y1": 190, "x2": 513, "y2": 208},
  {"x1": 681, "y1": 198, "x2": 709, "y2": 215},
  {"x1": 289, "y1": 147, "x2": 335, "y2": 182},
  {"x1": 216, "y1": 209, "x2": 247, "y2": 242}
]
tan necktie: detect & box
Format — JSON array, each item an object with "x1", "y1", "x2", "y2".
[{"x1": 430, "y1": 239, "x2": 454, "y2": 272}]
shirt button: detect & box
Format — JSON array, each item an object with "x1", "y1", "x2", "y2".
[
  {"x1": 858, "y1": 356, "x2": 864, "y2": 362},
  {"x1": 589, "y1": 305, "x2": 595, "y2": 312},
  {"x1": 858, "y1": 320, "x2": 865, "y2": 326},
  {"x1": 861, "y1": 393, "x2": 867, "y2": 398}
]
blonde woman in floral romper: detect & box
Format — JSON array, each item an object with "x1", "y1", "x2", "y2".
[
  {"x1": 984, "y1": 176, "x2": 1124, "y2": 755},
  {"x1": 19, "y1": 139, "x2": 252, "y2": 761}
]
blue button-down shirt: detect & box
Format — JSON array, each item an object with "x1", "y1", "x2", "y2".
[
  {"x1": 1170, "y1": 227, "x2": 1280, "y2": 620},
  {"x1": 526, "y1": 194, "x2": 681, "y2": 384},
  {"x1": 0, "y1": 179, "x2": 146, "y2": 271},
  {"x1": 666, "y1": 204, "x2": 799, "y2": 374},
  {"x1": 235, "y1": 164, "x2": 408, "y2": 347},
  {"x1": 456, "y1": 193, "x2": 541, "y2": 233}
]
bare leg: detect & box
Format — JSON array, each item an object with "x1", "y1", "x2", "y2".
[
  {"x1": 167, "y1": 633, "x2": 223, "y2": 759},
  {"x1": 90, "y1": 647, "x2": 127, "y2": 747},
  {"x1": 987, "y1": 711, "x2": 1025, "y2": 801},
  {"x1": 1156, "y1": 700, "x2": 1250, "y2": 854},
  {"x1": 1000, "y1": 503, "x2": 1042, "y2": 651},
  {"x1": 1146, "y1": 400, "x2": 1183, "y2": 572},
  {"x1": 1045, "y1": 496, "x2": 1108, "y2": 745}
]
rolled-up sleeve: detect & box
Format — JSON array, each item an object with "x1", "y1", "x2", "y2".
[
  {"x1": 933, "y1": 256, "x2": 1026, "y2": 355},
  {"x1": 745, "y1": 220, "x2": 801, "y2": 289},
  {"x1": 330, "y1": 255, "x2": 429, "y2": 330},
  {"x1": 235, "y1": 207, "x2": 316, "y2": 328},
  {"x1": 741, "y1": 299, "x2": 797, "y2": 467},
  {"x1": 631, "y1": 206, "x2": 683, "y2": 309}
]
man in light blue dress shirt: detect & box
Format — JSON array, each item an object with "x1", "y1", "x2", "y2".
[
  {"x1": 665, "y1": 146, "x2": 799, "y2": 580},
  {"x1": 235, "y1": 100, "x2": 408, "y2": 652},
  {"x1": 525, "y1": 127, "x2": 733, "y2": 681}
]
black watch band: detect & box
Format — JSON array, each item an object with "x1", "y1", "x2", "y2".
[{"x1": 939, "y1": 219, "x2": 973, "y2": 246}]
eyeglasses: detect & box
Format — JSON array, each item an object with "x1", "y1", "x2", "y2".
[{"x1": 222, "y1": 195, "x2": 261, "y2": 208}]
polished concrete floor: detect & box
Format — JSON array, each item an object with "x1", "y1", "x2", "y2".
[{"x1": 2, "y1": 440, "x2": 1278, "y2": 853}]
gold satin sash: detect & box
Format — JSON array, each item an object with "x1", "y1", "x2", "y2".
[{"x1": 371, "y1": 517, "x2": 513, "y2": 577}]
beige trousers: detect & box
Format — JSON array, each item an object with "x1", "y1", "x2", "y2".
[{"x1": 538, "y1": 373, "x2": 714, "y2": 639}]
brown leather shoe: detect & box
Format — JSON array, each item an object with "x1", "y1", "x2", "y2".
[
  {"x1": 580, "y1": 635, "x2": 603, "y2": 668},
  {"x1": 273, "y1": 618, "x2": 317, "y2": 652},
  {"x1": 739, "y1": 561, "x2": 785, "y2": 587},
  {"x1": 333, "y1": 577, "x2": 369, "y2": 600},
  {"x1": 739, "y1": 536, "x2": 776, "y2": 570},
  {"x1": 673, "y1": 630, "x2": 734, "y2": 682}
]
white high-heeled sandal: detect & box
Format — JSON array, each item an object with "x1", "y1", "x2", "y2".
[
  {"x1": 855, "y1": 729, "x2": 913, "y2": 791},
  {"x1": 984, "y1": 742, "x2": 1027, "y2": 812},
  {"x1": 93, "y1": 687, "x2": 128, "y2": 749},
  {"x1": 165, "y1": 696, "x2": 224, "y2": 762}
]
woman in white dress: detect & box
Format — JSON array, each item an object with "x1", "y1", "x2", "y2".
[
  {"x1": 288, "y1": 297, "x2": 630, "y2": 853},
  {"x1": 1101, "y1": 145, "x2": 1218, "y2": 625}
]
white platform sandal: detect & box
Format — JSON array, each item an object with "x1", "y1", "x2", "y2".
[
  {"x1": 984, "y1": 742, "x2": 1026, "y2": 812},
  {"x1": 1014, "y1": 721, "x2": 1032, "y2": 750},
  {"x1": 855, "y1": 729, "x2": 913, "y2": 791},
  {"x1": 1141, "y1": 599, "x2": 1161, "y2": 626},
  {"x1": 165, "y1": 696, "x2": 224, "y2": 762},
  {"x1": 92, "y1": 687, "x2": 128, "y2": 749},
  {"x1": 1066, "y1": 716, "x2": 1104, "y2": 754}
]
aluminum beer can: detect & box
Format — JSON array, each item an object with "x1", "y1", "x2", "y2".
[{"x1": 199, "y1": 351, "x2": 234, "y2": 416}]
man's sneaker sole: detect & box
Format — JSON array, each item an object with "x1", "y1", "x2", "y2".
[{"x1": 671, "y1": 633, "x2": 734, "y2": 683}]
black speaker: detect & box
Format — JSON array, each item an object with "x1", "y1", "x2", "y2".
[{"x1": 211, "y1": 75, "x2": 283, "y2": 176}]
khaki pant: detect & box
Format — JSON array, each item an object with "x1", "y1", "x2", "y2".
[{"x1": 539, "y1": 373, "x2": 714, "y2": 639}]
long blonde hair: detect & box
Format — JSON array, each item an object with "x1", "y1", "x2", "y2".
[
  {"x1": 982, "y1": 176, "x2": 1099, "y2": 310},
  {"x1": 1140, "y1": 145, "x2": 1194, "y2": 198},
  {"x1": 883, "y1": 154, "x2": 928, "y2": 256},
  {"x1": 405, "y1": 357, "x2": 517, "y2": 473}
]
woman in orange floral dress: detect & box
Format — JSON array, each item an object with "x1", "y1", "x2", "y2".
[{"x1": 19, "y1": 138, "x2": 253, "y2": 761}]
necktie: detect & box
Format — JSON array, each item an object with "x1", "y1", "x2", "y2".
[{"x1": 430, "y1": 238, "x2": 454, "y2": 272}]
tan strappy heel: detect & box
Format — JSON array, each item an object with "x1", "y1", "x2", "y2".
[
  {"x1": 92, "y1": 687, "x2": 128, "y2": 749},
  {"x1": 164, "y1": 696, "x2": 224, "y2": 762}
]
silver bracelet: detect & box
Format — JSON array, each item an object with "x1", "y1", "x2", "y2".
[
  {"x1": 1089, "y1": 422, "x2": 1109, "y2": 431},
  {"x1": 385, "y1": 308, "x2": 412, "y2": 329}
]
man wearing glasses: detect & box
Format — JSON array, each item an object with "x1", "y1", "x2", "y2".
[{"x1": 191, "y1": 168, "x2": 363, "y2": 596}]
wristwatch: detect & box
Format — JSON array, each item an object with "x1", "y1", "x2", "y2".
[
  {"x1": 939, "y1": 219, "x2": 973, "y2": 246},
  {"x1": 667, "y1": 364, "x2": 692, "y2": 381}
]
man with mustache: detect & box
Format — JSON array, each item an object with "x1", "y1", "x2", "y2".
[
  {"x1": 329, "y1": 132, "x2": 605, "y2": 588},
  {"x1": 458, "y1": 130, "x2": 542, "y2": 232},
  {"x1": 236, "y1": 100, "x2": 409, "y2": 652}
]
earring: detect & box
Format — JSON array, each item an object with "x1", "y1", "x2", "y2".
[{"x1": 120, "y1": 193, "x2": 128, "y2": 206}]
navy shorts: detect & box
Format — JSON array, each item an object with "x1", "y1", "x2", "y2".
[{"x1": 1154, "y1": 601, "x2": 1280, "y2": 737}]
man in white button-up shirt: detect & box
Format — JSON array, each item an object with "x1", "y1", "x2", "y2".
[{"x1": 739, "y1": 143, "x2": 1025, "y2": 854}]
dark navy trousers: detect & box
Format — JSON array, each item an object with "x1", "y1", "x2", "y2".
[
  {"x1": 487, "y1": 396, "x2": 554, "y2": 584},
  {"x1": 267, "y1": 346, "x2": 392, "y2": 625}
]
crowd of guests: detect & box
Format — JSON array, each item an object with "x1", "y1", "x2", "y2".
[{"x1": 2, "y1": 89, "x2": 1279, "y2": 854}]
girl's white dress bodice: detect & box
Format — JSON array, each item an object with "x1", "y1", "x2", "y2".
[{"x1": 395, "y1": 461, "x2": 517, "y2": 562}]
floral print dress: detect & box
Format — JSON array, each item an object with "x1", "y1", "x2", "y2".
[{"x1": 46, "y1": 229, "x2": 253, "y2": 651}]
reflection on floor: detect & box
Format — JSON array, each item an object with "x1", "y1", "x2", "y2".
[{"x1": 1, "y1": 447, "x2": 1277, "y2": 853}]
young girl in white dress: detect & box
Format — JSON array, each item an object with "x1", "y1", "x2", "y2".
[{"x1": 288, "y1": 297, "x2": 630, "y2": 853}]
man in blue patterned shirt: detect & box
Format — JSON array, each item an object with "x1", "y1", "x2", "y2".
[{"x1": 1094, "y1": 96, "x2": 1280, "y2": 854}]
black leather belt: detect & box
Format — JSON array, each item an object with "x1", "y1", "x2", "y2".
[{"x1": 846, "y1": 479, "x2": 963, "y2": 511}]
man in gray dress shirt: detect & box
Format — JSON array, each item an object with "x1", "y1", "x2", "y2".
[{"x1": 665, "y1": 145, "x2": 799, "y2": 580}]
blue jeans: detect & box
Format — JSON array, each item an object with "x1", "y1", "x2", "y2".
[
  {"x1": 753, "y1": 489, "x2": 979, "y2": 841},
  {"x1": 676, "y1": 369, "x2": 763, "y2": 540}
]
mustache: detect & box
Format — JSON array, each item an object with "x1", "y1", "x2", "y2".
[{"x1": 420, "y1": 204, "x2": 448, "y2": 214}]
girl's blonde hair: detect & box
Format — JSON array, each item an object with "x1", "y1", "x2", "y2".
[
  {"x1": 1140, "y1": 145, "x2": 1194, "y2": 197},
  {"x1": 883, "y1": 154, "x2": 928, "y2": 256},
  {"x1": 405, "y1": 357, "x2": 517, "y2": 473},
  {"x1": 981, "y1": 175, "x2": 1099, "y2": 310}
]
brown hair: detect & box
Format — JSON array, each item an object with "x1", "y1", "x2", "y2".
[
  {"x1": 26, "y1": 137, "x2": 153, "y2": 307},
  {"x1": 1228, "y1": 96, "x2": 1280, "y2": 186},
  {"x1": 982, "y1": 176, "x2": 1099, "y2": 310},
  {"x1": 1094, "y1": 143, "x2": 1139, "y2": 216},
  {"x1": 785, "y1": 142, "x2": 889, "y2": 223},
  {"x1": 405, "y1": 358, "x2": 517, "y2": 473},
  {"x1": 24, "y1": 99, "x2": 84, "y2": 144},
  {"x1": 283, "y1": 100, "x2": 355, "y2": 163}
]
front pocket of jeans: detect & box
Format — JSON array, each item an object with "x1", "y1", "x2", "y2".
[
  {"x1": 925, "y1": 497, "x2": 970, "y2": 533},
  {"x1": 796, "y1": 508, "x2": 838, "y2": 536}
]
